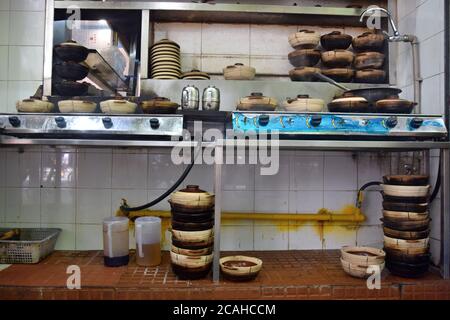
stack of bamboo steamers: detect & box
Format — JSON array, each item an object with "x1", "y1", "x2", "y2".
[
  {"x1": 381, "y1": 175, "x2": 431, "y2": 278},
  {"x1": 169, "y1": 185, "x2": 215, "y2": 279}
]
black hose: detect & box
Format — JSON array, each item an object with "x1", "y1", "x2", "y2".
[
  {"x1": 355, "y1": 181, "x2": 382, "y2": 208},
  {"x1": 120, "y1": 147, "x2": 198, "y2": 212}
]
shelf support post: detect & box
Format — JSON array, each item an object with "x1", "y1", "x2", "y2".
[{"x1": 213, "y1": 142, "x2": 223, "y2": 283}]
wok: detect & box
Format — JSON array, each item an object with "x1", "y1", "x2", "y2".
[{"x1": 314, "y1": 72, "x2": 402, "y2": 105}]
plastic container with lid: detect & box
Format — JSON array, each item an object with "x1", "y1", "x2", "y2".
[
  {"x1": 135, "y1": 217, "x2": 162, "y2": 267},
  {"x1": 103, "y1": 216, "x2": 130, "y2": 267}
]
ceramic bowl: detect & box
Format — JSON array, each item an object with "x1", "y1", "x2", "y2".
[
  {"x1": 220, "y1": 256, "x2": 263, "y2": 281},
  {"x1": 340, "y1": 246, "x2": 385, "y2": 267},
  {"x1": 340, "y1": 258, "x2": 385, "y2": 279}
]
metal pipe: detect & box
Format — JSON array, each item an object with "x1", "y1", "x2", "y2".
[
  {"x1": 409, "y1": 35, "x2": 422, "y2": 113},
  {"x1": 118, "y1": 209, "x2": 366, "y2": 223}
]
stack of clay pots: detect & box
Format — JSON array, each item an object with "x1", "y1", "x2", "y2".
[
  {"x1": 320, "y1": 31, "x2": 355, "y2": 83},
  {"x1": 288, "y1": 30, "x2": 322, "y2": 82},
  {"x1": 340, "y1": 246, "x2": 385, "y2": 279},
  {"x1": 352, "y1": 30, "x2": 387, "y2": 83},
  {"x1": 169, "y1": 185, "x2": 215, "y2": 280},
  {"x1": 381, "y1": 175, "x2": 431, "y2": 278}
]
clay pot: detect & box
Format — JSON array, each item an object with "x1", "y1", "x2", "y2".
[
  {"x1": 58, "y1": 99, "x2": 97, "y2": 113},
  {"x1": 237, "y1": 92, "x2": 278, "y2": 111},
  {"x1": 352, "y1": 31, "x2": 386, "y2": 52},
  {"x1": 54, "y1": 62, "x2": 89, "y2": 81},
  {"x1": 383, "y1": 175, "x2": 429, "y2": 186},
  {"x1": 383, "y1": 226, "x2": 430, "y2": 240},
  {"x1": 381, "y1": 217, "x2": 431, "y2": 232},
  {"x1": 16, "y1": 97, "x2": 54, "y2": 113},
  {"x1": 386, "y1": 260, "x2": 429, "y2": 278},
  {"x1": 171, "y1": 263, "x2": 212, "y2": 280},
  {"x1": 384, "y1": 247, "x2": 430, "y2": 264},
  {"x1": 170, "y1": 185, "x2": 215, "y2": 208},
  {"x1": 288, "y1": 30, "x2": 320, "y2": 49},
  {"x1": 54, "y1": 80, "x2": 89, "y2": 96},
  {"x1": 288, "y1": 49, "x2": 321, "y2": 67},
  {"x1": 355, "y1": 69, "x2": 386, "y2": 84},
  {"x1": 100, "y1": 99, "x2": 137, "y2": 114},
  {"x1": 171, "y1": 244, "x2": 213, "y2": 256},
  {"x1": 375, "y1": 97, "x2": 417, "y2": 114},
  {"x1": 223, "y1": 63, "x2": 255, "y2": 80},
  {"x1": 289, "y1": 67, "x2": 321, "y2": 82},
  {"x1": 282, "y1": 95, "x2": 324, "y2": 112},
  {"x1": 382, "y1": 202, "x2": 428, "y2": 213},
  {"x1": 321, "y1": 68, "x2": 354, "y2": 82},
  {"x1": 341, "y1": 246, "x2": 386, "y2": 267},
  {"x1": 54, "y1": 40, "x2": 89, "y2": 63},
  {"x1": 382, "y1": 184, "x2": 430, "y2": 198},
  {"x1": 327, "y1": 96, "x2": 369, "y2": 113},
  {"x1": 340, "y1": 257, "x2": 385, "y2": 279},
  {"x1": 171, "y1": 228, "x2": 214, "y2": 243},
  {"x1": 171, "y1": 219, "x2": 214, "y2": 231},
  {"x1": 220, "y1": 256, "x2": 263, "y2": 282},
  {"x1": 383, "y1": 210, "x2": 429, "y2": 222},
  {"x1": 140, "y1": 97, "x2": 179, "y2": 114},
  {"x1": 354, "y1": 52, "x2": 385, "y2": 70},
  {"x1": 320, "y1": 31, "x2": 353, "y2": 50},
  {"x1": 321, "y1": 50, "x2": 354, "y2": 68}
]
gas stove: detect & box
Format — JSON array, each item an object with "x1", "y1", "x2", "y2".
[
  {"x1": 231, "y1": 112, "x2": 447, "y2": 139},
  {"x1": 0, "y1": 113, "x2": 183, "y2": 139}
]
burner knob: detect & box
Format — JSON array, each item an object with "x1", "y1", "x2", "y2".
[
  {"x1": 150, "y1": 118, "x2": 160, "y2": 129},
  {"x1": 385, "y1": 117, "x2": 398, "y2": 128},
  {"x1": 102, "y1": 117, "x2": 113, "y2": 129},
  {"x1": 309, "y1": 115, "x2": 322, "y2": 127},
  {"x1": 258, "y1": 115, "x2": 270, "y2": 127},
  {"x1": 410, "y1": 118, "x2": 424, "y2": 130},
  {"x1": 55, "y1": 117, "x2": 66, "y2": 128},
  {"x1": 8, "y1": 116, "x2": 21, "y2": 128}
]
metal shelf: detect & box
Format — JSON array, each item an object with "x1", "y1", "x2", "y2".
[{"x1": 54, "y1": 1, "x2": 375, "y2": 26}]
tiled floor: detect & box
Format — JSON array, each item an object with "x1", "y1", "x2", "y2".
[{"x1": 0, "y1": 250, "x2": 449, "y2": 300}]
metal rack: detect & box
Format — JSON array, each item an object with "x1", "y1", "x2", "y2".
[{"x1": 32, "y1": 1, "x2": 450, "y2": 281}]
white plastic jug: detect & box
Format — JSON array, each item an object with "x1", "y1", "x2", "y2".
[
  {"x1": 135, "y1": 217, "x2": 162, "y2": 266},
  {"x1": 103, "y1": 216, "x2": 129, "y2": 267}
]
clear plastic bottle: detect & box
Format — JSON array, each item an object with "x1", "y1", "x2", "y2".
[
  {"x1": 135, "y1": 217, "x2": 161, "y2": 266},
  {"x1": 103, "y1": 216, "x2": 129, "y2": 267}
]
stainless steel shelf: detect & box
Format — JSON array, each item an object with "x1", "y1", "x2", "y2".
[
  {"x1": 1, "y1": 136, "x2": 448, "y2": 151},
  {"x1": 54, "y1": 1, "x2": 374, "y2": 26}
]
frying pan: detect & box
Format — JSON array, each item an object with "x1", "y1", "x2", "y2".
[{"x1": 314, "y1": 72, "x2": 402, "y2": 105}]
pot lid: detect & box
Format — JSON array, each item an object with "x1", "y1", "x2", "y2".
[{"x1": 179, "y1": 185, "x2": 207, "y2": 193}]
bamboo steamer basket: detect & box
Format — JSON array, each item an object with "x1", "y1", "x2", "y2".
[
  {"x1": 282, "y1": 95, "x2": 324, "y2": 112},
  {"x1": 170, "y1": 251, "x2": 213, "y2": 268},
  {"x1": 288, "y1": 30, "x2": 320, "y2": 49},
  {"x1": 17, "y1": 98, "x2": 54, "y2": 113},
  {"x1": 340, "y1": 246, "x2": 385, "y2": 267},
  {"x1": 223, "y1": 63, "x2": 256, "y2": 80},
  {"x1": 171, "y1": 244, "x2": 213, "y2": 257},
  {"x1": 172, "y1": 228, "x2": 214, "y2": 243},
  {"x1": 384, "y1": 235, "x2": 429, "y2": 249},
  {"x1": 100, "y1": 99, "x2": 137, "y2": 114},
  {"x1": 340, "y1": 258, "x2": 385, "y2": 279},
  {"x1": 219, "y1": 256, "x2": 263, "y2": 281},
  {"x1": 383, "y1": 210, "x2": 429, "y2": 222},
  {"x1": 383, "y1": 245, "x2": 429, "y2": 255},
  {"x1": 170, "y1": 185, "x2": 215, "y2": 208},
  {"x1": 58, "y1": 100, "x2": 97, "y2": 113},
  {"x1": 381, "y1": 184, "x2": 430, "y2": 198}
]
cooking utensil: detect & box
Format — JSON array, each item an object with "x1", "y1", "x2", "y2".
[
  {"x1": 382, "y1": 193, "x2": 429, "y2": 204},
  {"x1": 384, "y1": 236, "x2": 429, "y2": 250},
  {"x1": 354, "y1": 52, "x2": 385, "y2": 70},
  {"x1": 383, "y1": 210, "x2": 429, "y2": 222},
  {"x1": 237, "y1": 92, "x2": 278, "y2": 111},
  {"x1": 181, "y1": 85, "x2": 200, "y2": 110},
  {"x1": 58, "y1": 99, "x2": 97, "y2": 113},
  {"x1": 220, "y1": 256, "x2": 263, "y2": 281},
  {"x1": 171, "y1": 244, "x2": 213, "y2": 256},
  {"x1": 54, "y1": 80, "x2": 89, "y2": 96},
  {"x1": 171, "y1": 219, "x2": 214, "y2": 232},
  {"x1": 320, "y1": 31, "x2": 353, "y2": 50},
  {"x1": 383, "y1": 175, "x2": 429, "y2": 186},
  {"x1": 171, "y1": 262, "x2": 212, "y2": 280},
  {"x1": 100, "y1": 98, "x2": 137, "y2": 114},
  {"x1": 288, "y1": 49, "x2": 321, "y2": 67},
  {"x1": 314, "y1": 72, "x2": 402, "y2": 105},
  {"x1": 355, "y1": 69, "x2": 386, "y2": 84},
  {"x1": 340, "y1": 257, "x2": 385, "y2": 279},
  {"x1": 182, "y1": 69, "x2": 210, "y2": 80},
  {"x1": 53, "y1": 61, "x2": 89, "y2": 81},
  {"x1": 352, "y1": 31, "x2": 386, "y2": 52},
  {"x1": 289, "y1": 67, "x2": 321, "y2": 82},
  {"x1": 382, "y1": 184, "x2": 430, "y2": 198},
  {"x1": 282, "y1": 94, "x2": 324, "y2": 112},
  {"x1": 321, "y1": 50, "x2": 354, "y2": 68},
  {"x1": 172, "y1": 237, "x2": 214, "y2": 250},
  {"x1": 321, "y1": 68, "x2": 354, "y2": 82},
  {"x1": 375, "y1": 97, "x2": 417, "y2": 114},
  {"x1": 327, "y1": 96, "x2": 369, "y2": 113},
  {"x1": 54, "y1": 40, "x2": 89, "y2": 63},
  {"x1": 140, "y1": 97, "x2": 179, "y2": 114},
  {"x1": 202, "y1": 86, "x2": 220, "y2": 111},
  {"x1": 381, "y1": 218, "x2": 431, "y2": 231},
  {"x1": 172, "y1": 228, "x2": 214, "y2": 243},
  {"x1": 340, "y1": 246, "x2": 385, "y2": 267},
  {"x1": 16, "y1": 97, "x2": 54, "y2": 113},
  {"x1": 170, "y1": 185, "x2": 215, "y2": 207},
  {"x1": 382, "y1": 202, "x2": 428, "y2": 213},
  {"x1": 223, "y1": 63, "x2": 255, "y2": 80},
  {"x1": 385, "y1": 260, "x2": 429, "y2": 278},
  {"x1": 383, "y1": 226, "x2": 430, "y2": 240},
  {"x1": 150, "y1": 38, "x2": 180, "y2": 50},
  {"x1": 288, "y1": 30, "x2": 320, "y2": 49},
  {"x1": 384, "y1": 247, "x2": 430, "y2": 264}
]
